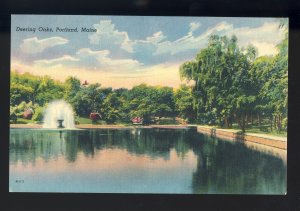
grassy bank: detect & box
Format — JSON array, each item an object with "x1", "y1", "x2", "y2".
[
  {"x1": 200, "y1": 124, "x2": 287, "y2": 138},
  {"x1": 10, "y1": 117, "x2": 287, "y2": 138},
  {"x1": 10, "y1": 118, "x2": 39, "y2": 124}
]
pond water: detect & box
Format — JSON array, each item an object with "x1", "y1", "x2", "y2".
[{"x1": 9, "y1": 128, "x2": 286, "y2": 194}]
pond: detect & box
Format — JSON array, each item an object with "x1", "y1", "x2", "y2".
[{"x1": 9, "y1": 128, "x2": 286, "y2": 194}]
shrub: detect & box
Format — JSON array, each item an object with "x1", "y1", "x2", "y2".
[
  {"x1": 282, "y1": 117, "x2": 287, "y2": 131},
  {"x1": 23, "y1": 108, "x2": 34, "y2": 119},
  {"x1": 89, "y1": 112, "x2": 101, "y2": 123},
  {"x1": 32, "y1": 106, "x2": 44, "y2": 122},
  {"x1": 10, "y1": 111, "x2": 18, "y2": 123}
]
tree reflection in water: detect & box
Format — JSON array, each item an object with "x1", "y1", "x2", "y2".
[
  {"x1": 9, "y1": 128, "x2": 286, "y2": 194},
  {"x1": 191, "y1": 134, "x2": 286, "y2": 194}
]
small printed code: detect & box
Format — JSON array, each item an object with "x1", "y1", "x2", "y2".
[{"x1": 15, "y1": 180, "x2": 24, "y2": 183}]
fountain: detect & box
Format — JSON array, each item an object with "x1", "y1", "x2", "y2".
[
  {"x1": 57, "y1": 119, "x2": 64, "y2": 128},
  {"x1": 43, "y1": 100, "x2": 75, "y2": 129}
]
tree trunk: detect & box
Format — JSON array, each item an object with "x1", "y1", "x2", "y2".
[
  {"x1": 229, "y1": 121, "x2": 232, "y2": 128},
  {"x1": 236, "y1": 114, "x2": 246, "y2": 133},
  {"x1": 277, "y1": 114, "x2": 282, "y2": 131},
  {"x1": 224, "y1": 117, "x2": 228, "y2": 128},
  {"x1": 242, "y1": 115, "x2": 246, "y2": 133},
  {"x1": 270, "y1": 117, "x2": 273, "y2": 131}
]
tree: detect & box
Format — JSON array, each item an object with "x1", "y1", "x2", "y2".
[
  {"x1": 64, "y1": 76, "x2": 81, "y2": 101},
  {"x1": 249, "y1": 56, "x2": 274, "y2": 126},
  {"x1": 152, "y1": 86, "x2": 175, "y2": 119},
  {"x1": 124, "y1": 84, "x2": 176, "y2": 124},
  {"x1": 34, "y1": 76, "x2": 65, "y2": 106},
  {"x1": 10, "y1": 83, "x2": 34, "y2": 105},
  {"x1": 101, "y1": 92, "x2": 121, "y2": 124},
  {"x1": 174, "y1": 85, "x2": 196, "y2": 122},
  {"x1": 179, "y1": 34, "x2": 258, "y2": 132}
]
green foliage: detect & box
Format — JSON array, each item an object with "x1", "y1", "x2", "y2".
[
  {"x1": 174, "y1": 85, "x2": 195, "y2": 122},
  {"x1": 70, "y1": 83, "x2": 109, "y2": 117},
  {"x1": 180, "y1": 32, "x2": 287, "y2": 132},
  {"x1": 10, "y1": 22, "x2": 287, "y2": 131},
  {"x1": 122, "y1": 84, "x2": 176, "y2": 124},
  {"x1": 10, "y1": 106, "x2": 18, "y2": 123},
  {"x1": 11, "y1": 72, "x2": 65, "y2": 106},
  {"x1": 64, "y1": 76, "x2": 81, "y2": 101},
  {"x1": 31, "y1": 106, "x2": 45, "y2": 122},
  {"x1": 10, "y1": 83, "x2": 34, "y2": 106},
  {"x1": 10, "y1": 101, "x2": 40, "y2": 123},
  {"x1": 101, "y1": 92, "x2": 121, "y2": 124}
]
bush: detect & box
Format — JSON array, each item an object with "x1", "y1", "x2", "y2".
[
  {"x1": 89, "y1": 112, "x2": 101, "y2": 123},
  {"x1": 10, "y1": 112, "x2": 18, "y2": 123},
  {"x1": 32, "y1": 106, "x2": 44, "y2": 122},
  {"x1": 23, "y1": 108, "x2": 34, "y2": 119},
  {"x1": 74, "y1": 115, "x2": 80, "y2": 125},
  {"x1": 10, "y1": 105, "x2": 23, "y2": 122},
  {"x1": 282, "y1": 117, "x2": 287, "y2": 131}
]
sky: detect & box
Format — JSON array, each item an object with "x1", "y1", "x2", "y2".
[{"x1": 11, "y1": 15, "x2": 287, "y2": 89}]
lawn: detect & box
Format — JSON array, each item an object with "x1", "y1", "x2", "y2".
[
  {"x1": 76, "y1": 117, "x2": 106, "y2": 125},
  {"x1": 10, "y1": 118, "x2": 36, "y2": 124},
  {"x1": 207, "y1": 123, "x2": 287, "y2": 137}
]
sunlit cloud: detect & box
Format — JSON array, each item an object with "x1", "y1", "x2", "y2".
[
  {"x1": 227, "y1": 21, "x2": 285, "y2": 56},
  {"x1": 20, "y1": 36, "x2": 69, "y2": 54},
  {"x1": 11, "y1": 59, "x2": 184, "y2": 89},
  {"x1": 76, "y1": 48, "x2": 143, "y2": 72},
  {"x1": 34, "y1": 55, "x2": 79, "y2": 66}
]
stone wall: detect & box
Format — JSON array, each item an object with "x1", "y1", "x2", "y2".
[{"x1": 197, "y1": 126, "x2": 287, "y2": 150}]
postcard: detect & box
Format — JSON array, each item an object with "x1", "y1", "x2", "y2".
[{"x1": 9, "y1": 15, "x2": 287, "y2": 194}]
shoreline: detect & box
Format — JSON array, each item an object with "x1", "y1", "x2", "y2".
[
  {"x1": 197, "y1": 126, "x2": 287, "y2": 150},
  {"x1": 10, "y1": 124, "x2": 287, "y2": 150},
  {"x1": 9, "y1": 124, "x2": 191, "y2": 129}
]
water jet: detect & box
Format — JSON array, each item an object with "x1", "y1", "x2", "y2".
[{"x1": 43, "y1": 100, "x2": 75, "y2": 129}]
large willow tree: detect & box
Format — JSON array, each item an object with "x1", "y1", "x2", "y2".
[
  {"x1": 180, "y1": 30, "x2": 287, "y2": 133},
  {"x1": 180, "y1": 35, "x2": 258, "y2": 132}
]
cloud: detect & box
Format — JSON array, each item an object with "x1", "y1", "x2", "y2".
[
  {"x1": 88, "y1": 20, "x2": 132, "y2": 52},
  {"x1": 145, "y1": 31, "x2": 167, "y2": 44},
  {"x1": 20, "y1": 36, "x2": 69, "y2": 54},
  {"x1": 130, "y1": 21, "x2": 283, "y2": 57},
  {"x1": 153, "y1": 21, "x2": 232, "y2": 56},
  {"x1": 34, "y1": 55, "x2": 79, "y2": 66},
  {"x1": 189, "y1": 22, "x2": 201, "y2": 32},
  {"x1": 30, "y1": 48, "x2": 143, "y2": 72},
  {"x1": 121, "y1": 31, "x2": 168, "y2": 64},
  {"x1": 227, "y1": 21, "x2": 285, "y2": 56},
  {"x1": 251, "y1": 41, "x2": 279, "y2": 56},
  {"x1": 87, "y1": 19, "x2": 284, "y2": 67},
  {"x1": 11, "y1": 59, "x2": 184, "y2": 89},
  {"x1": 14, "y1": 19, "x2": 286, "y2": 89},
  {"x1": 76, "y1": 48, "x2": 143, "y2": 71}
]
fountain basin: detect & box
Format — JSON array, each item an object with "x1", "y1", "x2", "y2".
[{"x1": 43, "y1": 100, "x2": 75, "y2": 129}]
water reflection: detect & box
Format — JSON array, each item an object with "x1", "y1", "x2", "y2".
[
  {"x1": 9, "y1": 128, "x2": 286, "y2": 194},
  {"x1": 191, "y1": 134, "x2": 286, "y2": 194}
]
